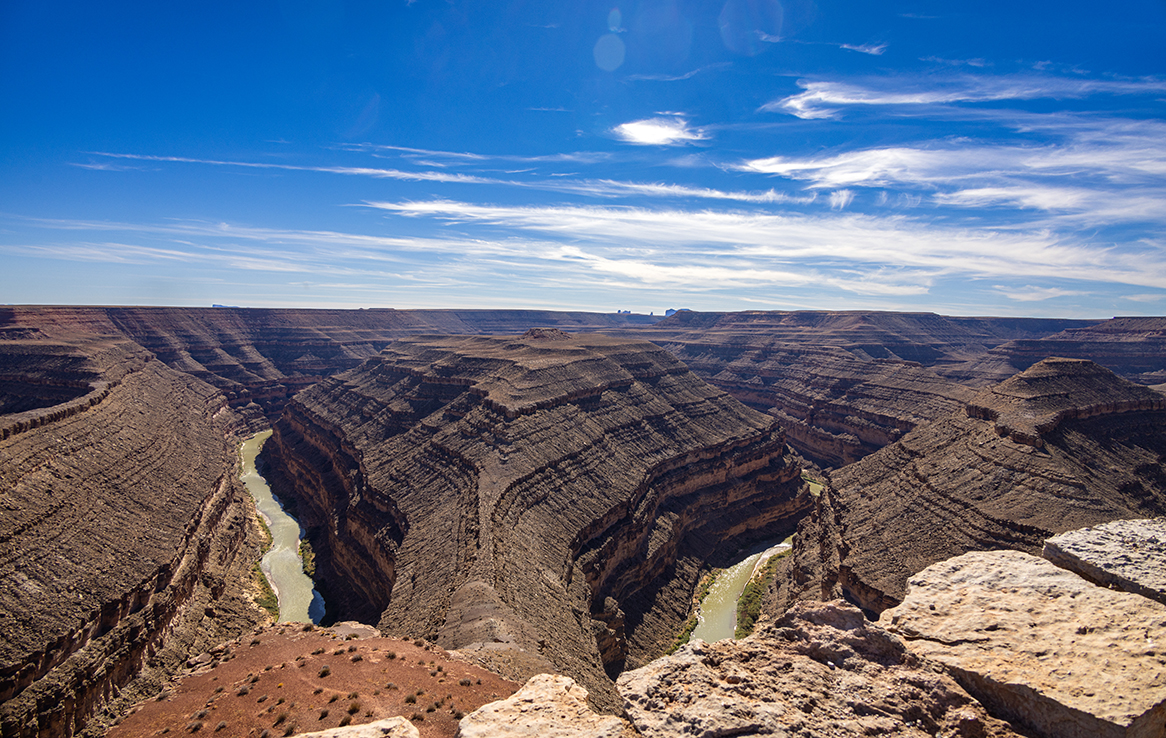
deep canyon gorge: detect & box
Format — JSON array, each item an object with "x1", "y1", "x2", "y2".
[{"x1": 2, "y1": 306, "x2": 1165, "y2": 737}]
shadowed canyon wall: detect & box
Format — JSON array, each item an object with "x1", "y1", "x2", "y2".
[
  {"x1": 0, "y1": 333, "x2": 266, "y2": 738},
  {"x1": 768, "y1": 358, "x2": 1166, "y2": 619},
  {"x1": 265, "y1": 332, "x2": 809, "y2": 709}
]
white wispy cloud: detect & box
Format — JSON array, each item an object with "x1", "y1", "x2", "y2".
[
  {"x1": 992, "y1": 285, "x2": 1088, "y2": 302},
  {"x1": 362, "y1": 199, "x2": 1166, "y2": 290},
  {"x1": 612, "y1": 117, "x2": 708, "y2": 145},
  {"x1": 764, "y1": 74, "x2": 1166, "y2": 119},
  {"x1": 840, "y1": 43, "x2": 887, "y2": 56}
]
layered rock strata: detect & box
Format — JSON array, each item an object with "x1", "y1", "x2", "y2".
[
  {"x1": 768, "y1": 358, "x2": 1166, "y2": 617},
  {"x1": 0, "y1": 337, "x2": 265, "y2": 737},
  {"x1": 882, "y1": 550, "x2": 1166, "y2": 738},
  {"x1": 1, "y1": 307, "x2": 660, "y2": 424},
  {"x1": 267, "y1": 333, "x2": 807, "y2": 709},
  {"x1": 980, "y1": 316, "x2": 1166, "y2": 385},
  {"x1": 1042, "y1": 518, "x2": 1166, "y2": 605},
  {"x1": 616, "y1": 600, "x2": 1020, "y2": 737}
]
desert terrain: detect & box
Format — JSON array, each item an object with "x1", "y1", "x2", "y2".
[{"x1": 2, "y1": 306, "x2": 1164, "y2": 738}]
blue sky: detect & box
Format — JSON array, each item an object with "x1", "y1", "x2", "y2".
[{"x1": 2, "y1": 0, "x2": 1164, "y2": 317}]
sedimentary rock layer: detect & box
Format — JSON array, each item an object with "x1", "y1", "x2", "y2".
[
  {"x1": 882, "y1": 550, "x2": 1166, "y2": 738},
  {"x1": 267, "y1": 333, "x2": 807, "y2": 709},
  {"x1": 617, "y1": 600, "x2": 1020, "y2": 738},
  {"x1": 1, "y1": 307, "x2": 659, "y2": 423},
  {"x1": 458, "y1": 675, "x2": 633, "y2": 738},
  {"x1": 1043, "y1": 518, "x2": 1166, "y2": 604},
  {"x1": 0, "y1": 337, "x2": 264, "y2": 737},
  {"x1": 770, "y1": 358, "x2": 1166, "y2": 616},
  {"x1": 976, "y1": 316, "x2": 1166, "y2": 385}
]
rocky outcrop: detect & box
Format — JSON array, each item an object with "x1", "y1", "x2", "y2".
[
  {"x1": 616, "y1": 600, "x2": 1020, "y2": 737},
  {"x1": 974, "y1": 316, "x2": 1166, "y2": 385},
  {"x1": 267, "y1": 333, "x2": 808, "y2": 709},
  {"x1": 457, "y1": 674, "x2": 633, "y2": 738},
  {"x1": 1042, "y1": 518, "x2": 1166, "y2": 605},
  {"x1": 768, "y1": 358, "x2": 1166, "y2": 617},
  {"x1": 882, "y1": 550, "x2": 1166, "y2": 738},
  {"x1": 291, "y1": 719, "x2": 418, "y2": 738},
  {"x1": 0, "y1": 336, "x2": 265, "y2": 738}
]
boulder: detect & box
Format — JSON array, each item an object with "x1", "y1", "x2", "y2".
[
  {"x1": 882, "y1": 550, "x2": 1166, "y2": 738},
  {"x1": 290, "y1": 717, "x2": 418, "y2": 738},
  {"x1": 1043, "y1": 517, "x2": 1166, "y2": 605},
  {"x1": 456, "y1": 674, "x2": 633, "y2": 738},
  {"x1": 617, "y1": 600, "x2": 1019, "y2": 737}
]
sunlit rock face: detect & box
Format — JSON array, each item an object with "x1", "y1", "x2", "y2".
[
  {"x1": 769, "y1": 358, "x2": 1166, "y2": 618},
  {"x1": 268, "y1": 332, "x2": 807, "y2": 709}
]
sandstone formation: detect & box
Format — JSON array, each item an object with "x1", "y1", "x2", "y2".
[
  {"x1": 616, "y1": 600, "x2": 1020, "y2": 737},
  {"x1": 882, "y1": 550, "x2": 1166, "y2": 738},
  {"x1": 291, "y1": 718, "x2": 419, "y2": 738},
  {"x1": 0, "y1": 334, "x2": 266, "y2": 737},
  {"x1": 979, "y1": 316, "x2": 1166, "y2": 385},
  {"x1": 0, "y1": 307, "x2": 660, "y2": 425},
  {"x1": 266, "y1": 333, "x2": 808, "y2": 709},
  {"x1": 456, "y1": 674, "x2": 633, "y2": 738},
  {"x1": 1042, "y1": 518, "x2": 1166, "y2": 605},
  {"x1": 633, "y1": 310, "x2": 1093, "y2": 466},
  {"x1": 769, "y1": 358, "x2": 1166, "y2": 616}
]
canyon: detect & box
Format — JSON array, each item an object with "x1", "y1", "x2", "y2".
[{"x1": 2, "y1": 305, "x2": 1165, "y2": 738}]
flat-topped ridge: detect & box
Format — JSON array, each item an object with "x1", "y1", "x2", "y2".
[{"x1": 966, "y1": 357, "x2": 1166, "y2": 446}]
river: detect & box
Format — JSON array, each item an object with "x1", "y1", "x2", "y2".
[
  {"x1": 239, "y1": 431, "x2": 325, "y2": 624},
  {"x1": 689, "y1": 539, "x2": 791, "y2": 643}
]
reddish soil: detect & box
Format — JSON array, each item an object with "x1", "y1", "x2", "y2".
[{"x1": 106, "y1": 624, "x2": 519, "y2": 738}]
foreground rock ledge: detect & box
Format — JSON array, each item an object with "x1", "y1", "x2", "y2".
[
  {"x1": 616, "y1": 600, "x2": 1018, "y2": 737},
  {"x1": 1042, "y1": 517, "x2": 1166, "y2": 605},
  {"x1": 457, "y1": 674, "x2": 634, "y2": 738},
  {"x1": 882, "y1": 550, "x2": 1166, "y2": 738}
]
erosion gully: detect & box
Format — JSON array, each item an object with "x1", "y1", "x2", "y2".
[{"x1": 239, "y1": 430, "x2": 325, "y2": 624}]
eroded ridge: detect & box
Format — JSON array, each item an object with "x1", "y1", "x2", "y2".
[
  {"x1": 267, "y1": 333, "x2": 809, "y2": 709},
  {"x1": 769, "y1": 358, "x2": 1166, "y2": 617},
  {"x1": 0, "y1": 336, "x2": 265, "y2": 738}
]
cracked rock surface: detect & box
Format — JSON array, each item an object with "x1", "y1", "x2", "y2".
[
  {"x1": 882, "y1": 550, "x2": 1166, "y2": 738},
  {"x1": 1043, "y1": 517, "x2": 1166, "y2": 605},
  {"x1": 617, "y1": 600, "x2": 1019, "y2": 738}
]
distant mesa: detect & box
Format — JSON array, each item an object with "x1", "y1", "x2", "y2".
[
  {"x1": 664, "y1": 308, "x2": 691, "y2": 317},
  {"x1": 520, "y1": 327, "x2": 571, "y2": 341}
]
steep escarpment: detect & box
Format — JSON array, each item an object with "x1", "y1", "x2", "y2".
[
  {"x1": 634, "y1": 311, "x2": 1092, "y2": 466},
  {"x1": 2, "y1": 307, "x2": 660, "y2": 424},
  {"x1": 769, "y1": 358, "x2": 1166, "y2": 618},
  {"x1": 0, "y1": 336, "x2": 265, "y2": 738},
  {"x1": 267, "y1": 333, "x2": 808, "y2": 709},
  {"x1": 974, "y1": 316, "x2": 1166, "y2": 385}
]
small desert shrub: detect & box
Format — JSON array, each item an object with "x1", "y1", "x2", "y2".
[
  {"x1": 404, "y1": 695, "x2": 416, "y2": 704},
  {"x1": 385, "y1": 651, "x2": 396, "y2": 660},
  {"x1": 429, "y1": 670, "x2": 437, "y2": 677},
  {"x1": 259, "y1": 730, "x2": 270, "y2": 738},
  {"x1": 328, "y1": 694, "x2": 339, "y2": 703},
  {"x1": 318, "y1": 666, "x2": 331, "y2": 678},
  {"x1": 186, "y1": 722, "x2": 203, "y2": 734},
  {"x1": 458, "y1": 678, "x2": 472, "y2": 687},
  {"x1": 338, "y1": 716, "x2": 351, "y2": 727},
  {"x1": 318, "y1": 709, "x2": 329, "y2": 720},
  {"x1": 282, "y1": 723, "x2": 296, "y2": 737},
  {"x1": 311, "y1": 648, "x2": 325, "y2": 655},
  {"x1": 273, "y1": 712, "x2": 288, "y2": 726},
  {"x1": 333, "y1": 649, "x2": 345, "y2": 656},
  {"x1": 425, "y1": 704, "x2": 436, "y2": 713},
  {"x1": 385, "y1": 682, "x2": 397, "y2": 690},
  {"x1": 193, "y1": 710, "x2": 208, "y2": 720},
  {"x1": 346, "y1": 692, "x2": 358, "y2": 699},
  {"x1": 276, "y1": 697, "x2": 285, "y2": 705},
  {"x1": 347, "y1": 644, "x2": 357, "y2": 652},
  {"x1": 413, "y1": 639, "x2": 423, "y2": 647},
  {"x1": 350, "y1": 654, "x2": 362, "y2": 663},
  {"x1": 409, "y1": 713, "x2": 423, "y2": 722},
  {"x1": 347, "y1": 702, "x2": 360, "y2": 715},
  {"x1": 302, "y1": 624, "x2": 314, "y2": 632},
  {"x1": 312, "y1": 688, "x2": 323, "y2": 695},
  {"x1": 236, "y1": 685, "x2": 250, "y2": 696},
  {"x1": 251, "y1": 639, "x2": 261, "y2": 646},
  {"x1": 436, "y1": 665, "x2": 443, "y2": 672},
  {"x1": 453, "y1": 711, "x2": 464, "y2": 720},
  {"x1": 214, "y1": 722, "x2": 227, "y2": 732},
  {"x1": 257, "y1": 695, "x2": 267, "y2": 703}
]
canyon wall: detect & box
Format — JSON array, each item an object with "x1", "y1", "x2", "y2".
[
  {"x1": 0, "y1": 334, "x2": 265, "y2": 737},
  {"x1": 768, "y1": 358, "x2": 1166, "y2": 618},
  {"x1": 631, "y1": 310, "x2": 1096, "y2": 466},
  {"x1": 266, "y1": 332, "x2": 809, "y2": 709}
]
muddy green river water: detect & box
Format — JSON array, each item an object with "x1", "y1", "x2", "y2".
[
  {"x1": 689, "y1": 540, "x2": 792, "y2": 643},
  {"x1": 240, "y1": 431, "x2": 324, "y2": 623}
]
